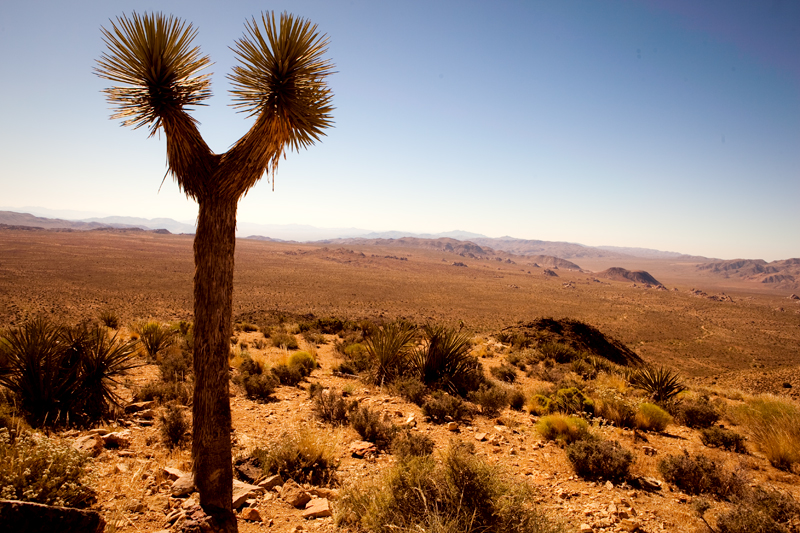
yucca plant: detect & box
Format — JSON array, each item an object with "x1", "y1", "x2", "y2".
[
  {"x1": 364, "y1": 321, "x2": 416, "y2": 386},
  {"x1": 412, "y1": 325, "x2": 483, "y2": 396},
  {"x1": 97, "y1": 11, "x2": 334, "y2": 527},
  {"x1": 628, "y1": 365, "x2": 686, "y2": 405},
  {"x1": 132, "y1": 321, "x2": 176, "y2": 360}
]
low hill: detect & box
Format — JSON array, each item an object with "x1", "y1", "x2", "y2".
[
  {"x1": 598, "y1": 267, "x2": 663, "y2": 286},
  {"x1": 697, "y1": 258, "x2": 799, "y2": 290}
]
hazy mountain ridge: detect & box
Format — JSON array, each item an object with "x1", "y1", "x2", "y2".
[{"x1": 697, "y1": 258, "x2": 800, "y2": 289}]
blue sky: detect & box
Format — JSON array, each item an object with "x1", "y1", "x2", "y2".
[{"x1": 0, "y1": 0, "x2": 797, "y2": 260}]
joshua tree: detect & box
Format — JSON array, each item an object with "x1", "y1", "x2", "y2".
[{"x1": 96, "y1": 12, "x2": 333, "y2": 531}]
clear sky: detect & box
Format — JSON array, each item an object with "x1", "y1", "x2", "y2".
[{"x1": 1, "y1": 1, "x2": 798, "y2": 260}]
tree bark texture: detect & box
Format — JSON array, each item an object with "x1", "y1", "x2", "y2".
[{"x1": 192, "y1": 195, "x2": 238, "y2": 532}]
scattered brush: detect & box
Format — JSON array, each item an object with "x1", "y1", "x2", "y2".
[
  {"x1": 270, "y1": 332, "x2": 299, "y2": 350},
  {"x1": 159, "y1": 404, "x2": 190, "y2": 449},
  {"x1": 421, "y1": 391, "x2": 473, "y2": 424},
  {"x1": 350, "y1": 405, "x2": 397, "y2": 450},
  {"x1": 311, "y1": 387, "x2": 356, "y2": 425},
  {"x1": 673, "y1": 396, "x2": 720, "y2": 429},
  {"x1": 634, "y1": 402, "x2": 672, "y2": 432},
  {"x1": 391, "y1": 376, "x2": 428, "y2": 406},
  {"x1": 658, "y1": 451, "x2": 747, "y2": 500},
  {"x1": 468, "y1": 383, "x2": 509, "y2": 417},
  {"x1": 538, "y1": 342, "x2": 579, "y2": 363},
  {"x1": 490, "y1": 362, "x2": 518, "y2": 383},
  {"x1": 391, "y1": 430, "x2": 435, "y2": 460},
  {"x1": 728, "y1": 395, "x2": 800, "y2": 472},
  {"x1": 536, "y1": 414, "x2": 592, "y2": 445},
  {"x1": 699, "y1": 427, "x2": 748, "y2": 454},
  {"x1": 253, "y1": 429, "x2": 338, "y2": 487},
  {"x1": 566, "y1": 439, "x2": 634, "y2": 482}
]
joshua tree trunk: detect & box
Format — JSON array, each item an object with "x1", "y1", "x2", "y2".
[{"x1": 192, "y1": 194, "x2": 238, "y2": 532}]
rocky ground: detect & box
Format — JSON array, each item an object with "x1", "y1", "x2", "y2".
[{"x1": 58, "y1": 329, "x2": 800, "y2": 533}]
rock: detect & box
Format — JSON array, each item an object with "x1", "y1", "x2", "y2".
[
  {"x1": 642, "y1": 446, "x2": 657, "y2": 456},
  {"x1": 150, "y1": 495, "x2": 171, "y2": 512},
  {"x1": 124, "y1": 500, "x2": 146, "y2": 513},
  {"x1": 619, "y1": 518, "x2": 642, "y2": 531},
  {"x1": 605, "y1": 481, "x2": 614, "y2": 490},
  {"x1": 0, "y1": 500, "x2": 105, "y2": 533},
  {"x1": 579, "y1": 524, "x2": 593, "y2": 532},
  {"x1": 234, "y1": 456, "x2": 262, "y2": 483},
  {"x1": 102, "y1": 431, "x2": 131, "y2": 448},
  {"x1": 349, "y1": 441, "x2": 377, "y2": 458},
  {"x1": 232, "y1": 480, "x2": 264, "y2": 509},
  {"x1": 302, "y1": 498, "x2": 332, "y2": 519},
  {"x1": 73, "y1": 435, "x2": 104, "y2": 457},
  {"x1": 163, "y1": 467, "x2": 185, "y2": 481},
  {"x1": 125, "y1": 401, "x2": 155, "y2": 413},
  {"x1": 404, "y1": 415, "x2": 417, "y2": 428},
  {"x1": 632, "y1": 477, "x2": 662, "y2": 492},
  {"x1": 446, "y1": 421, "x2": 459, "y2": 431},
  {"x1": 475, "y1": 432, "x2": 487, "y2": 442},
  {"x1": 171, "y1": 474, "x2": 197, "y2": 497},
  {"x1": 240, "y1": 508, "x2": 262, "y2": 522},
  {"x1": 114, "y1": 463, "x2": 129, "y2": 474},
  {"x1": 309, "y1": 487, "x2": 339, "y2": 500},
  {"x1": 258, "y1": 474, "x2": 283, "y2": 491},
  {"x1": 281, "y1": 480, "x2": 312, "y2": 508}
]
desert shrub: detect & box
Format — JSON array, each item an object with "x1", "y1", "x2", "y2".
[
  {"x1": 158, "y1": 347, "x2": 192, "y2": 383},
  {"x1": 728, "y1": 396, "x2": 800, "y2": 472},
  {"x1": 594, "y1": 394, "x2": 636, "y2": 428},
  {"x1": 506, "y1": 351, "x2": 524, "y2": 369},
  {"x1": 271, "y1": 332, "x2": 299, "y2": 349},
  {"x1": 537, "y1": 414, "x2": 591, "y2": 445},
  {"x1": 0, "y1": 403, "x2": 27, "y2": 438},
  {"x1": 628, "y1": 366, "x2": 686, "y2": 405},
  {"x1": 700, "y1": 427, "x2": 748, "y2": 454},
  {"x1": 634, "y1": 402, "x2": 672, "y2": 432},
  {"x1": 0, "y1": 428, "x2": 96, "y2": 508},
  {"x1": 566, "y1": 439, "x2": 633, "y2": 482},
  {"x1": 98, "y1": 309, "x2": 120, "y2": 329},
  {"x1": 300, "y1": 317, "x2": 351, "y2": 335},
  {"x1": 392, "y1": 376, "x2": 428, "y2": 406},
  {"x1": 238, "y1": 353, "x2": 262, "y2": 376},
  {"x1": 234, "y1": 355, "x2": 277, "y2": 401},
  {"x1": 337, "y1": 441, "x2": 564, "y2": 533},
  {"x1": 0, "y1": 319, "x2": 139, "y2": 426},
  {"x1": 159, "y1": 404, "x2": 190, "y2": 449},
  {"x1": 674, "y1": 396, "x2": 720, "y2": 428},
  {"x1": 350, "y1": 406, "x2": 397, "y2": 449},
  {"x1": 550, "y1": 387, "x2": 594, "y2": 416},
  {"x1": 469, "y1": 383, "x2": 508, "y2": 417},
  {"x1": 363, "y1": 321, "x2": 416, "y2": 386},
  {"x1": 134, "y1": 380, "x2": 192, "y2": 405},
  {"x1": 391, "y1": 430, "x2": 435, "y2": 460},
  {"x1": 586, "y1": 356, "x2": 620, "y2": 375},
  {"x1": 340, "y1": 341, "x2": 371, "y2": 371},
  {"x1": 422, "y1": 391, "x2": 472, "y2": 423},
  {"x1": 507, "y1": 387, "x2": 526, "y2": 411},
  {"x1": 539, "y1": 342, "x2": 578, "y2": 363},
  {"x1": 253, "y1": 429, "x2": 338, "y2": 487},
  {"x1": 570, "y1": 358, "x2": 597, "y2": 380},
  {"x1": 301, "y1": 331, "x2": 327, "y2": 345},
  {"x1": 271, "y1": 363, "x2": 303, "y2": 386},
  {"x1": 490, "y1": 363, "x2": 518, "y2": 383},
  {"x1": 132, "y1": 320, "x2": 176, "y2": 360},
  {"x1": 312, "y1": 388, "x2": 355, "y2": 425},
  {"x1": 413, "y1": 325, "x2": 485, "y2": 395},
  {"x1": 238, "y1": 322, "x2": 258, "y2": 333},
  {"x1": 658, "y1": 451, "x2": 747, "y2": 499},
  {"x1": 288, "y1": 351, "x2": 318, "y2": 377},
  {"x1": 716, "y1": 487, "x2": 800, "y2": 533}
]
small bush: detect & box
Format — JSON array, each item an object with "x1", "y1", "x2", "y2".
[
  {"x1": 469, "y1": 384, "x2": 508, "y2": 417},
  {"x1": 675, "y1": 397, "x2": 720, "y2": 429},
  {"x1": 350, "y1": 406, "x2": 397, "y2": 449},
  {"x1": 628, "y1": 366, "x2": 686, "y2": 404},
  {"x1": 490, "y1": 363, "x2": 517, "y2": 383},
  {"x1": 271, "y1": 332, "x2": 299, "y2": 350},
  {"x1": 363, "y1": 321, "x2": 416, "y2": 386},
  {"x1": 253, "y1": 430, "x2": 338, "y2": 487},
  {"x1": 288, "y1": 351, "x2": 318, "y2": 377},
  {"x1": 336, "y1": 441, "x2": 564, "y2": 533},
  {"x1": 301, "y1": 331, "x2": 327, "y2": 345},
  {"x1": 566, "y1": 439, "x2": 633, "y2": 482},
  {"x1": 98, "y1": 309, "x2": 120, "y2": 329},
  {"x1": 238, "y1": 322, "x2": 258, "y2": 333},
  {"x1": 539, "y1": 342, "x2": 578, "y2": 363},
  {"x1": 551, "y1": 387, "x2": 594, "y2": 416},
  {"x1": 241, "y1": 373, "x2": 278, "y2": 401},
  {"x1": 271, "y1": 363, "x2": 303, "y2": 386},
  {"x1": 700, "y1": 427, "x2": 748, "y2": 454},
  {"x1": 391, "y1": 430, "x2": 435, "y2": 460},
  {"x1": 158, "y1": 347, "x2": 192, "y2": 383},
  {"x1": 134, "y1": 380, "x2": 192, "y2": 405},
  {"x1": 159, "y1": 405, "x2": 190, "y2": 449},
  {"x1": 413, "y1": 325, "x2": 485, "y2": 395},
  {"x1": 133, "y1": 321, "x2": 176, "y2": 360},
  {"x1": 716, "y1": 486, "x2": 800, "y2": 533},
  {"x1": 0, "y1": 428, "x2": 96, "y2": 508},
  {"x1": 537, "y1": 414, "x2": 591, "y2": 445},
  {"x1": 634, "y1": 402, "x2": 672, "y2": 432},
  {"x1": 526, "y1": 394, "x2": 552, "y2": 415},
  {"x1": 658, "y1": 451, "x2": 747, "y2": 500},
  {"x1": 422, "y1": 391, "x2": 472, "y2": 423},
  {"x1": 595, "y1": 395, "x2": 636, "y2": 428},
  {"x1": 392, "y1": 376, "x2": 428, "y2": 406},
  {"x1": 312, "y1": 388, "x2": 355, "y2": 425},
  {"x1": 507, "y1": 387, "x2": 526, "y2": 411}
]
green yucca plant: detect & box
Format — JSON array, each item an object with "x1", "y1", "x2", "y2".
[
  {"x1": 0, "y1": 319, "x2": 139, "y2": 426},
  {"x1": 364, "y1": 321, "x2": 416, "y2": 385},
  {"x1": 412, "y1": 325, "x2": 483, "y2": 396},
  {"x1": 132, "y1": 320, "x2": 176, "y2": 360},
  {"x1": 628, "y1": 365, "x2": 686, "y2": 405}
]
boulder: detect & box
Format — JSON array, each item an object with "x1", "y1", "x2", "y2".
[
  {"x1": 232, "y1": 480, "x2": 264, "y2": 509},
  {"x1": 234, "y1": 456, "x2": 262, "y2": 483},
  {"x1": 349, "y1": 440, "x2": 376, "y2": 458},
  {"x1": 302, "y1": 498, "x2": 332, "y2": 519},
  {"x1": 171, "y1": 474, "x2": 196, "y2": 497},
  {"x1": 73, "y1": 435, "x2": 104, "y2": 457},
  {"x1": 241, "y1": 507, "x2": 263, "y2": 522},
  {"x1": 281, "y1": 480, "x2": 312, "y2": 508},
  {"x1": 0, "y1": 500, "x2": 105, "y2": 533},
  {"x1": 258, "y1": 474, "x2": 283, "y2": 491}
]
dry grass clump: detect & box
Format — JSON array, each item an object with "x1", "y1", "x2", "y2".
[
  {"x1": 270, "y1": 331, "x2": 299, "y2": 350},
  {"x1": 98, "y1": 309, "x2": 120, "y2": 329},
  {"x1": 391, "y1": 430, "x2": 435, "y2": 460},
  {"x1": 422, "y1": 391, "x2": 473, "y2": 424},
  {"x1": 714, "y1": 486, "x2": 800, "y2": 533},
  {"x1": 253, "y1": 429, "x2": 338, "y2": 487},
  {"x1": 634, "y1": 402, "x2": 672, "y2": 432},
  {"x1": 673, "y1": 395, "x2": 721, "y2": 429},
  {"x1": 566, "y1": 439, "x2": 634, "y2": 482},
  {"x1": 336, "y1": 441, "x2": 565, "y2": 533},
  {"x1": 593, "y1": 393, "x2": 636, "y2": 428},
  {"x1": 349, "y1": 405, "x2": 397, "y2": 450},
  {"x1": 468, "y1": 383, "x2": 510, "y2": 417},
  {"x1": 536, "y1": 414, "x2": 591, "y2": 445},
  {"x1": 0, "y1": 427, "x2": 96, "y2": 507},
  {"x1": 490, "y1": 362, "x2": 518, "y2": 383},
  {"x1": 728, "y1": 395, "x2": 800, "y2": 472},
  {"x1": 310, "y1": 387, "x2": 355, "y2": 425},
  {"x1": 159, "y1": 404, "x2": 190, "y2": 449},
  {"x1": 132, "y1": 320, "x2": 176, "y2": 360}
]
